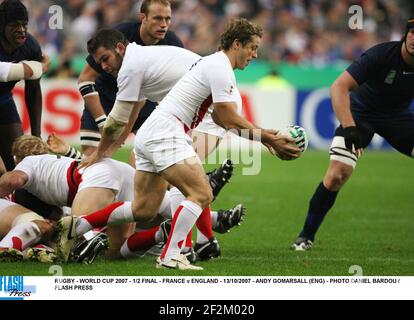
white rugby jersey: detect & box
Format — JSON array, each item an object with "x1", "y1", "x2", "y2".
[
  {"x1": 105, "y1": 159, "x2": 135, "y2": 202},
  {"x1": 0, "y1": 61, "x2": 12, "y2": 82},
  {"x1": 15, "y1": 155, "x2": 72, "y2": 207},
  {"x1": 14, "y1": 155, "x2": 135, "y2": 207},
  {"x1": 157, "y1": 51, "x2": 242, "y2": 130},
  {"x1": 116, "y1": 43, "x2": 201, "y2": 103},
  {"x1": 0, "y1": 198, "x2": 17, "y2": 212}
]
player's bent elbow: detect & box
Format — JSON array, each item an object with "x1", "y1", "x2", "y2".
[{"x1": 3, "y1": 174, "x2": 27, "y2": 191}]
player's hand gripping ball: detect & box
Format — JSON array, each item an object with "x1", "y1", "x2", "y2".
[{"x1": 279, "y1": 125, "x2": 309, "y2": 157}]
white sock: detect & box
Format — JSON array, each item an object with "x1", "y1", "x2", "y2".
[
  {"x1": 211, "y1": 210, "x2": 218, "y2": 229},
  {"x1": 169, "y1": 187, "x2": 193, "y2": 250},
  {"x1": 168, "y1": 187, "x2": 185, "y2": 216},
  {"x1": 154, "y1": 228, "x2": 164, "y2": 243},
  {"x1": 108, "y1": 202, "x2": 134, "y2": 225},
  {"x1": 158, "y1": 190, "x2": 172, "y2": 219},
  {"x1": 161, "y1": 200, "x2": 202, "y2": 262},
  {"x1": 76, "y1": 202, "x2": 134, "y2": 235},
  {"x1": 196, "y1": 230, "x2": 209, "y2": 244},
  {"x1": 75, "y1": 219, "x2": 93, "y2": 236},
  {"x1": 0, "y1": 222, "x2": 41, "y2": 250}
]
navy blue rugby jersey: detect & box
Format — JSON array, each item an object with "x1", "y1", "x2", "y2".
[
  {"x1": 86, "y1": 22, "x2": 184, "y2": 102},
  {"x1": 347, "y1": 41, "x2": 414, "y2": 113},
  {"x1": 0, "y1": 33, "x2": 42, "y2": 97}
]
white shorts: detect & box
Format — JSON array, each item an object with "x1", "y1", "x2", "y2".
[
  {"x1": 134, "y1": 110, "x2": 198, "y2": 173},
  {"x1": 78, "y1": 159, "x2": 122, "y2": 194},
  {"x1": 0, "y1": 198, "x2": 17, "y2": 215},
  {"x1": 193, "y1": 112, "x2": 226, "y2": 139}
]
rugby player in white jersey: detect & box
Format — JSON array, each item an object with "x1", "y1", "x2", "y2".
[
  {"x1": 1, "y1": 136, "x2": 236, "y2": 263},
  {"x1": 59, "y1": 19, "x2": 300, "y2": 270},
  {"x1": 0, "y1": 136, "x2": 173, "y2": 262},
  {"x1": 47, "y1": 133, "x2": 245, "y2": 262},
  {"x1": 76, "y1": 29, "x2": 244, "y2": 261},
  {"x1": 0, "y1": 155, "x2": 55, "y2": 262}
]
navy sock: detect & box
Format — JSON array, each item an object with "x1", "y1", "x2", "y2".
[{"x1": 299, "y1": 182, "x2": 338, "y2": 241}]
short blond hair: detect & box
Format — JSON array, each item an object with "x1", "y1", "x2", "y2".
[{"x1": 12, "y1": 135, "x2": 48, "y2": 160}]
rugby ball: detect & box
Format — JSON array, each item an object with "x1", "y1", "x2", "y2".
[{"x1": 279, "y1": 125, "x2": 308, "y2": 155}]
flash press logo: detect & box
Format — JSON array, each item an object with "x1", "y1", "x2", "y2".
[{"x1": 0, "y1": 276, "x2": 35, "y2": 300}]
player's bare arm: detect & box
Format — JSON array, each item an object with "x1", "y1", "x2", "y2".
[
  {"x1": 0, "y1": 170, "x2": 28, "y2": 198},
  {"x1": 78, "y1": 64, "x2": 106, "y2": 130},
  {"x1": 106, "y1": 100, "x2": 145, "y2": 156},
  {"x1": 24, "y1": 78, "x2": 42, "y2": 136},
  {"x1": 80, "y1": 100, "x2": 144, "y2": 168},
  {"x1": 330, "y1": 71, "x2": 363, "y2": 157},
  {"x1": 330, "y1": 71, "x2": 359, "y2": 128},
  {"x1": 212, "y1": 101, "x2": 300, "y2": 160}
]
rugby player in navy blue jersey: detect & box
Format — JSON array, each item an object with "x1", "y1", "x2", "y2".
[
  {"x1": 78, "y1": 0, "x2": 183, "y2": 156},
  {"x1": 292, "y1": 17, "x2": 414, "y2": 251},
  {"x1": 0, "y1": 0, "x2": 45, "y2": 170}
]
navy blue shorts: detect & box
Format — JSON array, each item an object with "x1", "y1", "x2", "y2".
[
  {"x1": 0, "y1": 94, "x2": 21, "y2": 125},
  {"x1": 80, "y1": 93, "x2": 156, "y2": 133},
  {"x1": 334, "y1": 100, "x2": 414, "y2": 157}
]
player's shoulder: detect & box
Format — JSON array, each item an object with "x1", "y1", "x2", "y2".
[
  {"x1": 364, "y1": 41, "x2": 401, "y2": 59},
  {"x1": 120, "y1": 43, "x2": 145, "y2": 74},
  {"x1": 115, "y1": 21, "x2": 139, "y2": 35},
  {"x1": 203, "y1": 52, "x2": 231, "y2": 69}
]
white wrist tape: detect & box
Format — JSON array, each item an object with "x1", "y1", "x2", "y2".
[
  {"x1": 79, "y1": 81, "x2": 98, "y2": 98},
  {"x1": 22, "y1": 60, "x2": 43, "y2": 80},
  {"x1": 109, "y1": 100, "x2": 133, "y2": 123},
  {"x1": 12, "y1": 211, "x2": 44, "y2": 227},
  {"x1": 95, "y1": 115, "x2": 107, "y2": 128},
  {"x1": 103, "y1": 115, "x2": 127, "y2": 140},
  {"x1": 6, "y1": 62, "x2": 24, "y2": 81}
]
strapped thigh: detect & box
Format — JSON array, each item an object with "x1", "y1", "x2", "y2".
[{"x1": 329, "y1": 124, "x2": 374, "y2": 168}]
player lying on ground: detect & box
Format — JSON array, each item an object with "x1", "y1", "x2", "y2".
[
  {"x1": 0, "y1": 136, "x2": 245, "y2": 263},
  {"x1": 45, "y1": 134, "x2": 245, "y2": 262},
  {"x1": 0, "y1": 198, "x2": 56, "y2": 263}
]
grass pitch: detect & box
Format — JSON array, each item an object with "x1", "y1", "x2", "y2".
[{"x1": 1, "y1": 149, "x2": 413, "y2": 276}]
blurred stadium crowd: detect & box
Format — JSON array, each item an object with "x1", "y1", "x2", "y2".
[{"x1": 17, "y1": 0, "x2": 414, "y2": 76}]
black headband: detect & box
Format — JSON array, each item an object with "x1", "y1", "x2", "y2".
[{"x1": 0, "y1": 0, "x2": 28, "y2": 27}]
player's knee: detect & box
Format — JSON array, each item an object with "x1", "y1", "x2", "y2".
[
  {"x1": 131, "y1": 201, "x2": 158, "y2": 222},
  {"x1": 325, "y1": 166, "x2": 353, "y2": 190},
  {"x1": 197, "y1": 189, "x2": 213, "y2": 209}
]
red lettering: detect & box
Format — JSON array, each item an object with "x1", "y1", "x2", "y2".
[
  {"x1": 241, "y1": 93, "x2": 255, "y2": 124},
  {"x1": 44, "y1": 89, "x2": 81, "y2": 135}
]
